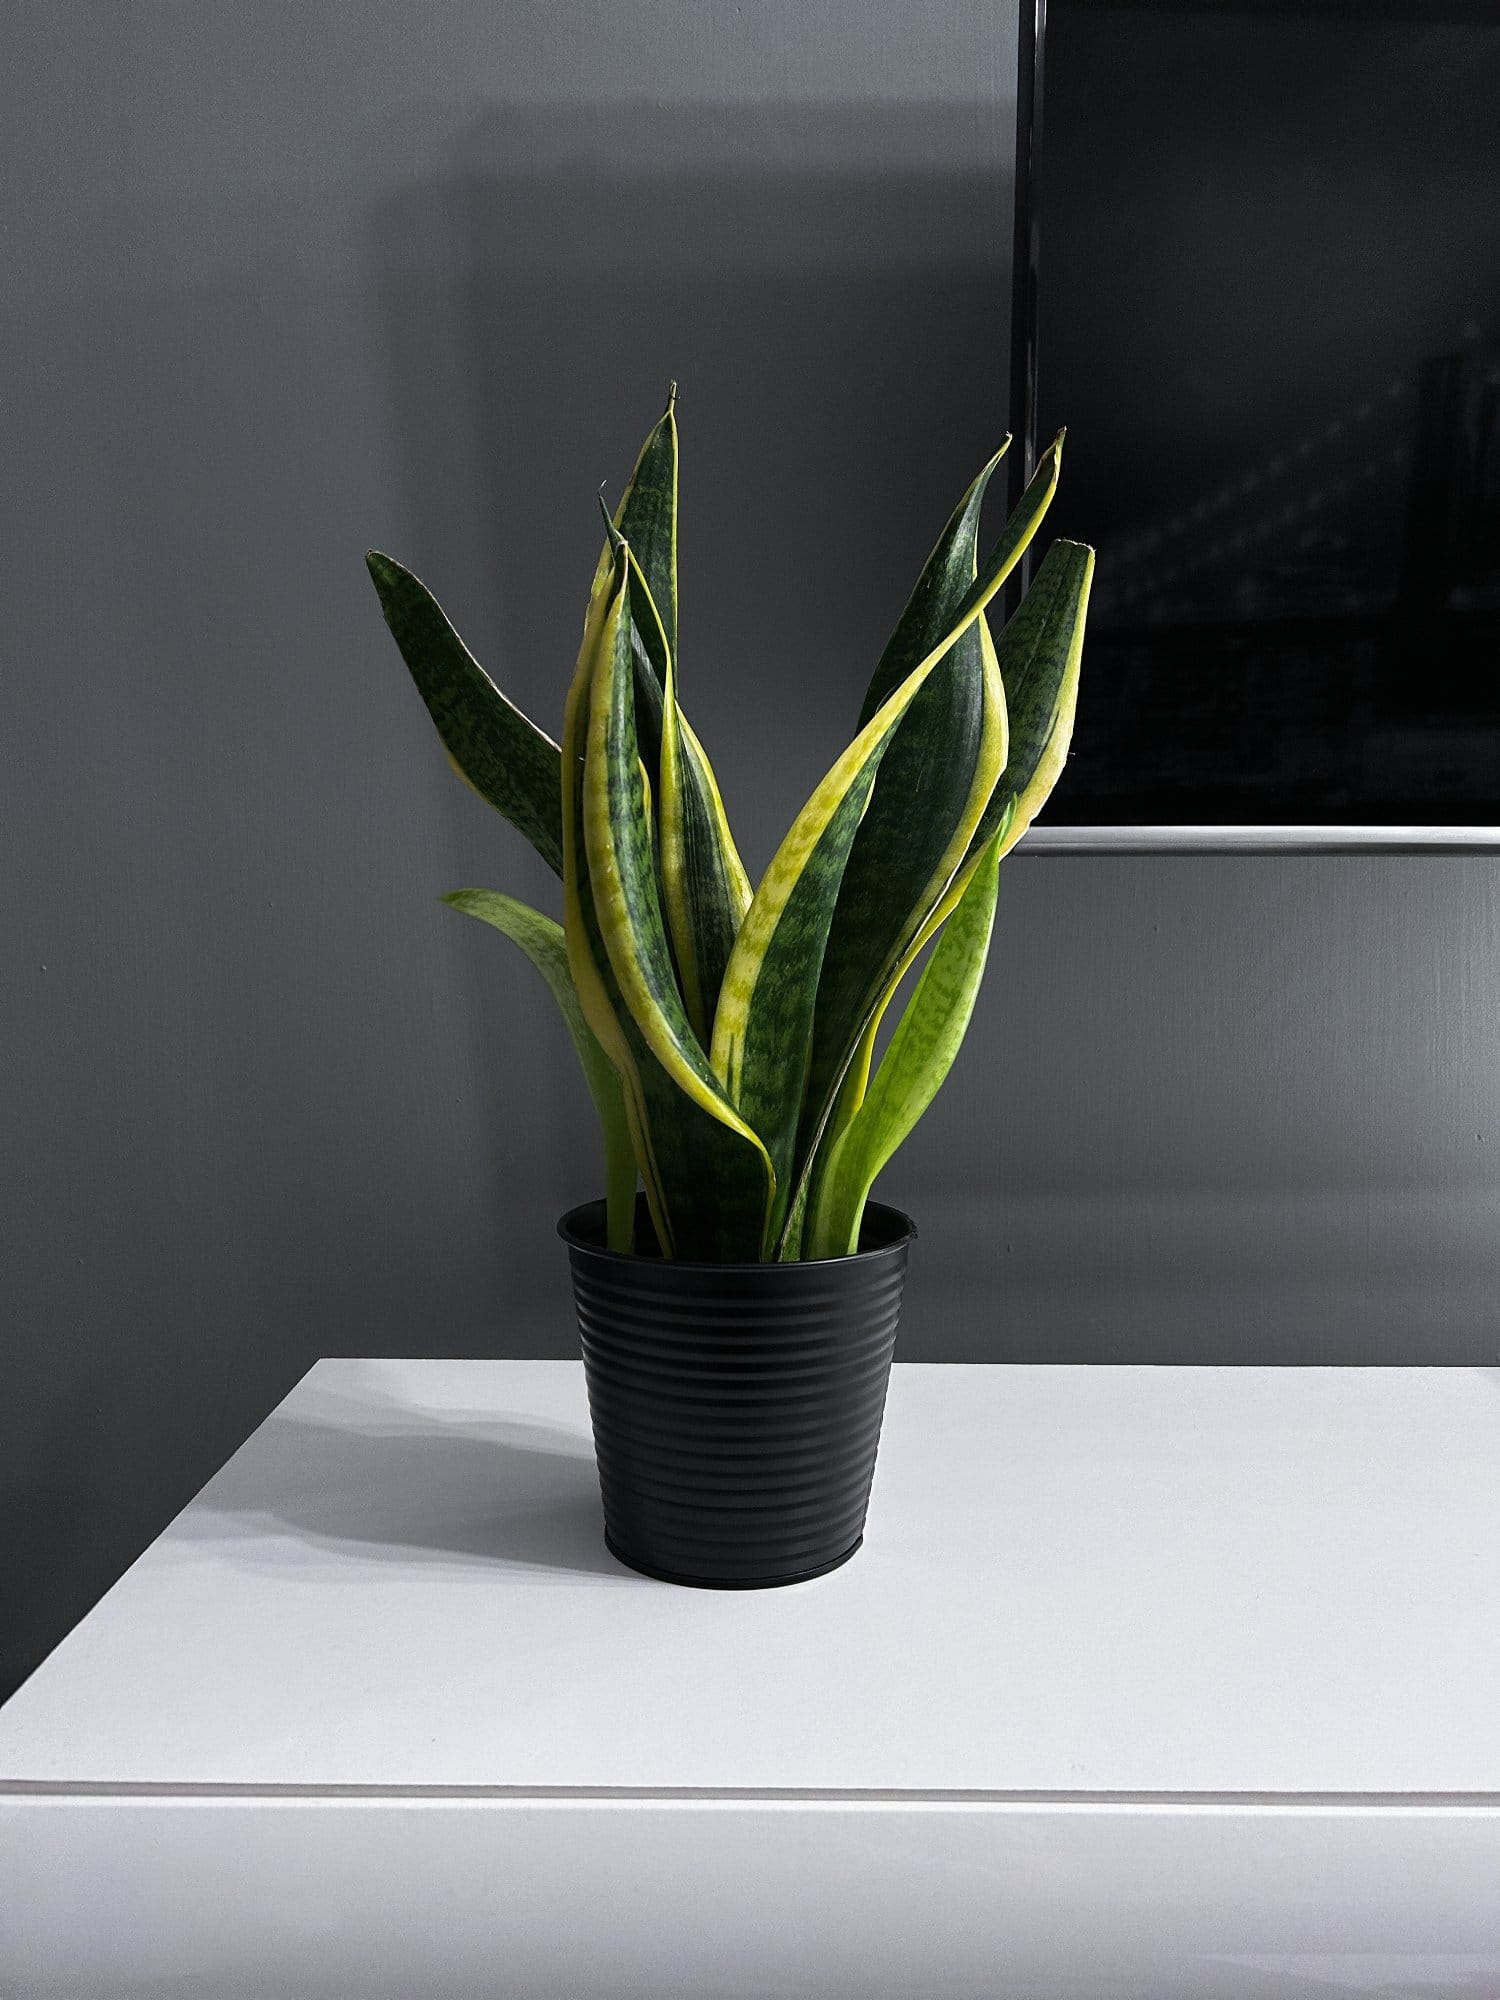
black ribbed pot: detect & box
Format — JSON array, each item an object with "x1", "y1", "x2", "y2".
[{"x1": 559, "y1": 1198, "x2": 914, "y2": 1589}]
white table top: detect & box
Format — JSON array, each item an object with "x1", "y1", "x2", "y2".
[{"x1": 4, "y1": 1359, "x2": 1499, "y2": 1800}]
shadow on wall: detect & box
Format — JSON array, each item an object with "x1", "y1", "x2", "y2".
[
  {"x1": 355, "y1": 94, "x2": 1017, "y2": 1352},
  {"x1": 364, "y1": 102, "x2": 1015, "y2": 875},
  {"x1": 357, "y1": 99, "x2": 1017, "y2": 1352},
  {"x1": 1, "y1": 97, "x2": 1013, "y2": 1705}
]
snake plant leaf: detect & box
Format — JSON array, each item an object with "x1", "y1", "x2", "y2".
[
  {"x1": 590, "y1": 386, "x2": 677, "y2": 757},
  {"x1": 614, "y1": 384, "x2": 679, "y2": 663},
  {"x1": 582, "y1": 545, "x2": 764, "y2": 1149},
  {"x1": 658, "y1": 638, "x2": 752, "y2": 1045},
  {"x1": 365, "y1": 552, "x2": 564, "y2": 877},
  {"x1": 564, "y1": 543, "x2": 772, "y2": 1258},
  {"x1": 598, "y1": 422, "x2": 751, "y2": 1042},
  {"x1": 440, "y1": 889, "x2": 636, "y2": 1251},
  {"x1": 563, "y1": 553, "x2": 667, "y2": 1225},
  {"x1": 709, "y1": 615, "x2": 987, "y2": 1247},
  {"x1": 798, "y1": 538, "x2": 1092, "y2": 1239},
  {"x1": 661, "y1": 707, "x2": 753, "y2": 1041},
  {"x1": 902, "y1": 540, "x2": 1093, "y2": 964},
  {"x1": 835, "y1": 794, "x2": 1016, "y2": 1158},
  {"x1": 804, "y1": 831, "x2": 1004, "y2": 1260},
  {"x1": 853, "y1": 432, "x2": 1062, "y2": 726},
  {"x1": 806, "y1": 538, "x2": 1091, "y2": 1217},
  {"x1": 774, "y1": 440, "x2": 1062, "y2": 1256},
  {"x1": 596, "y1": 507, "x2": 752, "y2": 1041},
  {"x1": 596, "y1": 499, "x2": 667, "y2": 780},
  {"x1": 966, "y1": 536, "x2": 1095, "y2": 863}
]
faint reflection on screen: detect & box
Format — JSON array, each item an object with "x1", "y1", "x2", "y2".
[{"x1": 1036, "y1": 0, "x2": 1500, "y2": 824}]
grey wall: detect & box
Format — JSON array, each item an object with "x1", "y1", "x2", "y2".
[{"x1": 3, "y1": 1, "x2": 1499, "y2": 1702}]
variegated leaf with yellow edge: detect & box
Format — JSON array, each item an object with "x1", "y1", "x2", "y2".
[
  {"x1": 784, "y1": 439, "x2": 1063, "y2": 1256},
  {"x1": 805, "y1": 828, "x2": 1005, "y2": 1260},
  {"x1": 441, "y1": 888, "x2": 637, "y2": 1251},
  {"x1": 707, "y1": 529, "x2": 1037, "y2": 1254},
  {"x1": 597, "y1": 497, "x2": 751, "y2": 1046},
  {"x1": 565, "y1": 541, "x2": 773, "y2": 1260}
]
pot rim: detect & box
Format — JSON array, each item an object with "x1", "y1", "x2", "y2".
[{"x1": 557, "y1": 1195, "x2": 915, "y2": 1271}]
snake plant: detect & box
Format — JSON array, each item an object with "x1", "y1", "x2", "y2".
[{"x1": 367, "y1": 389, "x2": 1092, "y2": 1262}]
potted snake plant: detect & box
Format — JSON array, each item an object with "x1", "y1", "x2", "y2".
[{"x1": 367, "y1": 388, "x2": 1092, "y2": 1589}]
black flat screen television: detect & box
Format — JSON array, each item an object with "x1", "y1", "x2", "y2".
[{"x1": 1018, "y1": 0, "x2": 1500, "y2": 826}]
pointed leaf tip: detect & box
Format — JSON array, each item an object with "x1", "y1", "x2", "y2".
[{"x1": 364, "y1": 548, "x2": 565, "y2": 876}]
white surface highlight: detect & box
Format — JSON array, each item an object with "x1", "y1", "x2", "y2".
[
  {"x1": 4, "y1": 1359, "x2": 1499, "y2": 1796},
  {"x1": 3, "y1": 1359, "x2": 1498, "y2": 1995}
]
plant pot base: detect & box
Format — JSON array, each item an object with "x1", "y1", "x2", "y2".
[
  {"x1": 562, "y1": 1196, "x2": 912, "y2": 1589},
  {"x1": 603, "y1": 1530, "x2": 864, "y2": 1591}
]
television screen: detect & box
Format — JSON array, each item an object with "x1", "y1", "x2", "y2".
[{"x1": 1029, "y1": 0, "x2": 1500, "y2": 824}]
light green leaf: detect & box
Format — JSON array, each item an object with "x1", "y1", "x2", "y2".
[
  {"x1": 965, "y1": 537, "x2": 1095, "y2": 863},
  {"x1": 805, "y1": 832, "x2": 1004, "y2": 1260},
  {"x1": 441, "y1": 889, "x2": 636, "y2": 1251}
]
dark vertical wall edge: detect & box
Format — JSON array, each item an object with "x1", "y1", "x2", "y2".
[
  {"x1": 1007, "y1": 0, "x2": 1045, "y2": 613},
  {"x1": 1008, "y1": 0, "x2": 1044, "y2": 501}
]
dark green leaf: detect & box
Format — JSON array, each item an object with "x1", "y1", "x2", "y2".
[
  {"x1": 600, "y1": 449, "x2": 751, "y2": 1045},
  {"x1": 366, "y1": 551, "x2": 563, "y2": 876}
]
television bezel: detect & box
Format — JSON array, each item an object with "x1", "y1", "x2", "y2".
[{"x1": 1010, "y1": 0, "x2": 1500, "y2": 852}]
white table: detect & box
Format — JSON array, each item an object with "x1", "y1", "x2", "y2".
[{"x1": 3, "y1": 1359, "x2": 1499, "y2": 1998}]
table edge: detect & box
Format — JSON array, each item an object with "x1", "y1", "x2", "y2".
[{"x1": 6, "y1": 1781, "x2": 1500, "y2": 1812}]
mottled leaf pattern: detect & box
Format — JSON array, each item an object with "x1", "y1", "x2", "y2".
[
  {"x1": 804, "y1": 540, "x2": 1092, "y2": 1226},
  {"x1": 805, "y1": 833, "x2": 1004, "y2": 1259},
  {"x1": 709, "y1": 614, "x2": 988, "y2": 1247},
  {"x1": 566, "y1": 544, "x2": 772, "y2": 1259},
  {"x1": 599, "y1": 413, "x2": 752, "y2": 1044},
  {"x1": 854, "y1": 432, "x2": 1060, "y2": 725},
  {"x1": 371, "y1": 395, "x2": 1092, "y2": 1260},
  {"x1": 615, "y1": 385, "x2": 679, "y2": 662},
  {"x1": 659, "y1": 677, "x2": 751, "y2": 1044},
  {"x1": 366, "y1": 552, "x2": 563, "y2": 875},
  {"x1": 965, "y1": 538, "x2": 1095, "y2": 862},
  {"x1": 779, "y1": 442, "x2": 1064, "y2": 1254}
]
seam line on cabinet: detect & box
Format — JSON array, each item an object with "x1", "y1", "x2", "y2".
[{"x1": 3, "y1": 1782, "x2": 1499, "y2": 1809}]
